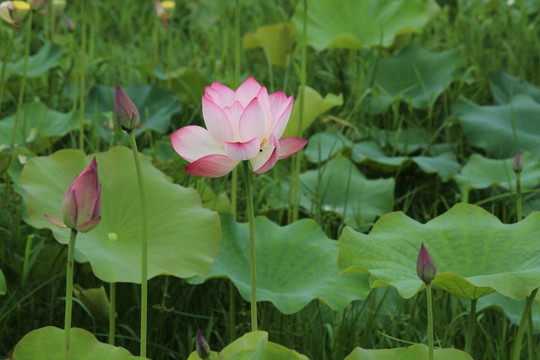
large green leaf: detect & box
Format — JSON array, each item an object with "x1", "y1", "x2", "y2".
[
  {"x1": 367, "y1": 45, "x2": 462, "y2": 114},
  {"x1": 154, "y1": 67, "x2": 210, "y2": 107},
  {"x1": 304, "y1": 130, "x2": 353, "y2": 163},
  {"x1": 189, "y1": 213, "x2": 370, "y2": 314},
  {"x1": 12, "y1": 326, "x2": 144, "y2": 359},
  {"x1": 243, "y1": 23, "x2": 295, "y2": 67},
  {"x1": 345, "y1": 344, "x2": 472, "y2": 360},
  {"x1": 18, "y1": 147, "x2": 220, "y2": 283},
  {"x1": 283, "y1": 86, "x2": 343, "y2": 138},
  {"x1": 85, "y1": 84, "x2": 182, "y2": 138},
  {"x1": 453, "y1": 94, "x2": 540, "y2": 158},
  {"x1": 339, "y1": 203, "x2": 540, "y2": 300},
  {"x1": 489, "y1": 69, "x2": 540, "y2": 104},
  {"x1": 0, "y1": 101, "x2": 79, "y2": 152},
  {"x1": 187, "y1": 331, "x2": 309, "y2": 360},
  {"x1": 4, "y1": 42, "x2": 63, "y2": 79},
  {"x1": 454, "y1": 152, "x2": 540, "y2": 194},
  {"x1": 292, "y1": 0, "x2": 439, "y2": 50}
]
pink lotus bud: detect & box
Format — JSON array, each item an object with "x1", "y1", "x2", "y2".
[
  {"x1": 513, "y1": 151, "x2": 522, "y2": 173},
  {"x1": 0, "y1": 1, "x2": 30, "y2": 27},
  {"x1": 45, "y1": 158, "x2": 101, "y2": 233},
  {"x1": 195, "y1": 330, "x2": 211, "y2": 359},
  {"x1": 416, "y1": 242, "x2": 436, "y2": 285},
  {"x1": 64, "y1": 14, "x2": 74, "y2": 32},
  {"x1": 114, "y1": 84, "x2": 140, "y2": 132}
]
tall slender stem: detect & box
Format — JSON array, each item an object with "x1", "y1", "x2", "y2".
[
  {"x1": 291, "y1": 0, "x2": 307, "y2": 222},
  {"x1": 0, "y1": 29, "x2": 13, "y2": 116},
  {"x1": 426, "y1": 284, "x2": 434, "y2": 360},
  {"x1": 527, "y1": 310, "x2": 534, "y2": 360},
  {"x1": 166, "y1": 27, "x2": 172, "y2": 89},
  {"x1": 464, "y1": 299, "x2": 477, "y2": 354},
  {"x1": 79, "y1": 0, "x2": 87, "y2": 151},
  {"x1": 22, "y1": 235, "x2": 33, "y2": 287},
  {"x1": 516, "y1": 172, "x2": 522, "y2": 221},
  {"x1": 109, "y1": 282, "x2": 116, "y2": 345},
  {"x1": 512, "y1": 288, "x2": 538, "y2": 360},
  {"x1": 127, "y1": 131, "x2": 149, "y2": 357},
  {"x1": 11, "y1": 10, "x2": 33, "y2": 147},
  {"x1": 64, "y1": 229, "x2": 78, "y2": 360},
  {"x1": 242, "y1": 161, "x2": 257, "y2": 331}
]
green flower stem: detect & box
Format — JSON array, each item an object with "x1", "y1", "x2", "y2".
[
  {"x1": 464, "y1": 299, "x2": 477, "y2": 354},
  {"x1": 0, "y1": 29, "x2": 13, "y2": 116},
  {"x1": 11, "y1": 10, "x2": 33, "y2": 148},
  {"x1": 426, "y1": 283, "x2": 434, "y2": 360},
  {"x1": 127, "y1": 131, "x2": 149, "y2": 357},
  {"x1": 291, "y1": 0, "x2": 307, "y2": 223},
  {"x1": 512, "y1": 288, "x2": 538, "y2": 360},
  {"x1": 64, "y1": 228, "x2": 78, "y2": 360},
  {"x1": 78, "y1": 0, "x2": 87, "y2": 151},
  {"x1": 22, "y1": 235, "x2": 34, "y2": 287},
  {"x1": 527, "y1": 310, "x2": 534, "y2": 360},
  {"x1": 166, "y1": 26, "x2": 172, "y2": 89},
  {"x1": 516, "y1": 172, "x2": 522, "y2": 221},
  {"x1": 109, "y1": 282, "x2": 116, "y2": 345},
  {"x1": 242, "y1": 161, "x2": 257, "y2": 331}
]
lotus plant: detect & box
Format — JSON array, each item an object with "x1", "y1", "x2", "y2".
[
  {"x1": 45, "y1": 158, "x2": 101, "y2": 360},
  {"x1": 171, "y1": 76, "x2": 307, "y2": 331},
  {"x1": 0, "y1": 1, "x2": 29, "y2": 26}
]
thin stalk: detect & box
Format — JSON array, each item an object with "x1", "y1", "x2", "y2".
[
  {"x1": 109, "y1": 282, "x2": 116, "y2": 345},
  {"x1": 64, "y1": 228, "x2": 78, "y2": 360},
  {"x1": 166, "y1": 27, "x2": 172, "y2": 89},
  {"x1": 11, "y1": 10, "x2": 33, "y2": 147},
  {"x1": 464, "y1": 299, "x2": 477, "y2": 354},
  {"x1": 242, "y1": 161, "x2": 257, "y2": 331},
  {"x1": 512, "y1": 288, "x2": 538, "y2": 360},
  {"x1": 0, "y1": 29, "x2": 13, "y2": 115},
  {"x1": 427, "y1": 284, "x2": 434, "y2": 360},
  {"x1": 79, "y1": 0, "x2": 87, "y2": 151},
  {"x1": 516, "y1": 172, "x2": 522, "y2": 221},
  {"x1": 127, "y1": 131, "x2": 149, "y2": 357},
  {"x1": 527, "y1": 310, "x2": 534, "y2": 360},
  {"x1": 291, "y1": 0, "x2": 307, "y2": 222},
  {"x1": 22, "y1": 235, "x2": 34, "y2": 287}
]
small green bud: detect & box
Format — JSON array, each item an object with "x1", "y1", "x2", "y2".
[{"x1": 196, "y1": 330, "x2": 211, "y2": 359}]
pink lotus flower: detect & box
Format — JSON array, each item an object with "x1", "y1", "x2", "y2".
[
  {"x1": 45, "y1": 158, "x2": 102, "y2": 233},
  {"x1": 171, "y1": 77, "x2": 307, "y2": 177}
]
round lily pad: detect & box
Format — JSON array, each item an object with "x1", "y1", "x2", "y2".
[
  {"x1": 339, "y1": 203, "x2": 540, "y2": 300},
  {"x1": 19, "y1": 147, "x2": 220, "y2": 283},
  {"x1": 345, "y1": 344, "x2": 472, "y2": 360}
]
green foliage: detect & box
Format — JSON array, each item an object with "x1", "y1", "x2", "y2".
[
  {"x1": 292, "y1": 0, "x2": 439, "y2": 50},
  {"x1": 243, "y1": 23, "x2": 295, "y2": 67},
  {"x1": 345, "y1": 344, "x2": 472, "y2": 360},
  {"x1": 189, "y1": 213, "x2": 370, "y2": 314},
  {"x1": 0, "y1": 268, "x2": 5, "y2": 295},
  {"x1": 11, "y1": 326, "x2": 143, "y2": 359},
  {"x1": 3, "y1": 42, "x2": 62, "y2": 80},
  {"x1": 339, "y1": 203, "x2": 540, "y2": 300},
  {"x1": 18, "y1": 147, "x2": 221, "y2": 283},
  {"x1": 187, "y1": 331, "x2": 309, "y2": 360}
]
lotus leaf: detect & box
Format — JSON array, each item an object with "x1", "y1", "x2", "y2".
[
  {"x1": 345, "y1": 344, "x2": 472, "y2": 360},
  {"x1": 292, "y1": 0, "x2": 439, "y2": 50},
  {"x1": 189, "y1": 213, "x2": 370, "y2": 314},
  {"x1": 489, "y1": 69, "x2": 540, "y2": 104},
  {"x1": 339, "y1": 203, "x2": 540, "y2": 300},
  {"x1": 19, "y1": 147, "x2": 220, "y2": 283},
  {"x1": 243, "y1": 23, "x2": 295, "y2": 67},
  {"x1": 187, "y1": 331, "x2": 309, "y2": 360},
  {"x1": 11, "y1": 326, "x2": 144, "y2": 360},
  {"x1": 4, "y1": 42, "x2": 62, "y2": 80}
]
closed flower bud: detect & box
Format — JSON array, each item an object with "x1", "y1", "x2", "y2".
[
  {"x1": 45, "y1": 158, "x2": 102, "y2": 233},
  {"x1": 513, "y1": 151, "x2": 522, "y2": 174},
  {"x1": 0, "y1": 1, "x2": 30, "y2": 27},
  {"x1": 196, "y1": 330, "x2": 211, "y2": 359},
  {"x1": 416, "y1": 242, "x2": 436, "y2": 285},
  {"x1": 114, "y1": 84, "x2": 140, "y2": 132},
  {"x1": 64, "y1": 14, "x2": 74, "y2": 32}
]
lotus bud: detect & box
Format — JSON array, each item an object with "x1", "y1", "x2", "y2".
[
  {"x1": 27, "y1": 0, "x2": 49, "y2": 10},
  {"x1": 114, "y1": 84, "x2": 140, "y2": 132},
  {"x1": 161, "y1": 0, "x2": 175, "y2": 19},
  {"x1": 0, "y1": 1, "x2": 30, "y2": 27},
  {"x1": 513, "y1": 151, "x2": 522, "y2": 174},
  {"x1": 195, "y1": 330, "x2": 211, "y2": 359},
  {"x1": 416, "y1": 242, "x2": 436, "y2": 285},
  {"x1": 64, "y1": 14, "x2": 74, "y2": 32},
  {"x1": 45, "y1": 158, "x2": 102, "y2": 233}
]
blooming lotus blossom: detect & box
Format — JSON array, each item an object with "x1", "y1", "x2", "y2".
[
  {"x1": 0, "y1": 1, "x2": 30, "y2": 27},
  {"x1": 45, "y1": 158, "x2": 102, "y2": 233},
  {"x1": 171, "y1": 77, "x2": 307, "y2": 177},
  {"x1": 416, "y1": 242, "x2": 436, "y2": 285}
]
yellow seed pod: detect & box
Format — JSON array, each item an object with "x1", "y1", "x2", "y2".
[
  {"x1": 0, "y1": 1, "x2": 30, "y2": 27},
  {"x1": 161, "y1": 0, "x2": 175, "y2": 19}
]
